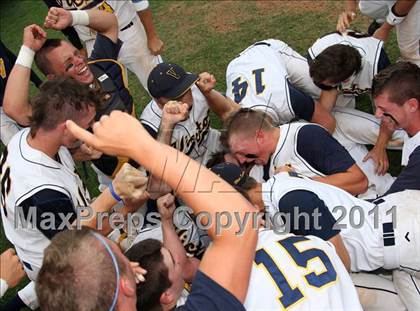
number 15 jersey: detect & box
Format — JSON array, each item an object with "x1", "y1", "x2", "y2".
[{"x1": 244, "y1": 230, "x2": 362, "y2": 311}]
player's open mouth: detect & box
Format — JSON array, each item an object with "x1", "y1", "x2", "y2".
[{"x1": 78, "y1": 66, "x2": 89, "y2": 76}]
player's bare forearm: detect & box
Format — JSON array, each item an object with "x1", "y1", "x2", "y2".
[
  {"x1": 313, "y1": 165, "x2": 368, "y2": 195},
  {"x1": 79, "y1": 188, "x2": 117, "y2": 235},
  {"x1": 3, "y1": 65, "x2": 33, "y2": 126},
  {"x1": 205, "y1": 90, "x2": 240, "y2": 121},
  {"x1": 161, "y1": 216, "x2": 191, "y2": 278},
  {"x1": 311, "y1": 103, "x2": 336, "y2": 134},
  {"x1": 394, "y1": 0, "x2": 417, "y2": 15},
  {"x1": 329, "y1": 235, "x2": 351, "y2": 271},
  {"x1": 86, "y1": 9, "x2": 118, "y2": 43},
  {"x1": 319, "y1": 89, "x2": 338, "y2": 112},
  {"x1": 137, "y1": 8, "x2": 163, "y2": 54},
  {"x1": 146, "y1": 120, "x2": 176, "y2": 199}
]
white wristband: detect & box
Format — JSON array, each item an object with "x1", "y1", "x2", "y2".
[
  {"x1": 386, "y1": 6, "x2": 406, "y2": 26},
  {"x1": 70, "y1": 10, "x2": 90, "y2": 26},
  {"x1": 133, "y1": 0, "x2": 149, "y2": 11},
  {"x1": 15, "y1": 45, "x2": 35, "y2": 69},
  {"x1": 0, "y1": 279, "x2": 9, "y2": 298}
]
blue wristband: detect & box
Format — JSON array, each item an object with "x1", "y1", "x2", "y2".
[{"x1": 109, "y1": 183, "x2": 123, "y2": 202}]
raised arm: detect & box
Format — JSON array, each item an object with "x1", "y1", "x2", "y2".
[
  {"x1": 337, "y1": 0, "x2": 358, "y2": 33},
  {"x1": 146, "y1": 101, "x2": 189, "y2": 199},
  {"x1": 157, "y1": 193, "x2": 199, "y2": 282},
  {"x1": 133, "y1": 0, "x2": 164, "y2": 55},
  {"x1": 196, "y1": 72, "x2": 240, "y2": 121},
  {"x1": 66, "y1": 111, "x2": 258, "y2": 302},
  {"x1": 44, "y1": 7, "x2": 118, "y2": 43},
  {"x1": 3, "y1": 25, "x2": 46, "y2": 126}
]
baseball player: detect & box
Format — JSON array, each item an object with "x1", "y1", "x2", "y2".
[
  {"x1": 3, "y1": 8, "x2": 138, "y2": 190},
  {"x1": 0, "y1": 78, "x2": 148, "y2": 309},
  {"x1": 213, "y1": 162, "x2": 420, "y2": 310},
  {"x1": 337, "y1": 0, "x2": 420, "y2": 66},
  {"x1": 51, "y1": 0, "x2": 163, "y2": 89},
  {"x1": 308, "y1": 30, "x2": 390, "y2": 109},
  {"x1": 372, "y1": 62, "x2": 420, "y2": 196},
  {"x1": 225, "y1": 108, "x2": 368, "y2": 196},
  {"x1": 226, "y1": 39, "x2": 335, "y2": 132},
  {"x1": 140, "y1": 62, "x2": 237, "y2": 163},
  {"x1": 127, "y1": 185, "x2": 362, "y2": 310}
]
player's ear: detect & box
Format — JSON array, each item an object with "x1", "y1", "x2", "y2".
[
  {"x1": 120, "y1": 277, "x2": 136, "y2": 298},
  {"x1": 406, "y1": 98, "x2": 419, "y2": 112},
  {"x1": 59, "y1": 122, "x2": 68, "y2": 134},
  {"x1": 255, "y1": 129, "x2": 265, "y2": 144},
  {"x1": 159, "y1": 290, "x2": 174, "y2": 306}
]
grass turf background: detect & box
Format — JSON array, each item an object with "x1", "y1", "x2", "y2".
[{"x1": 0, "y1": 0, "x2": 402, "y2": 307}]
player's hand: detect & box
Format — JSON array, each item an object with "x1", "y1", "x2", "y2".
[
  {"x1": 66, "y1": 111, "x2": 155, "y2": 159},
  {"x1": 363, "y1": 146, "x2": 389, "y2": 175},
  {"x1": 129, "y1": 261, "x2": 147, "y2": 284},
  {"x1": 336, "y1": 10, "x2": 356, "y2": 33},
  {"x1": 70, "y1": 143, "x2": 103, "y2": 161},
  {"x1": 196, "y1": 72, "x2": 216, "y2": 95},
  {"x1": 161, "y1": 101, "x2": 189, "y2": 127},
  {"x1": 381, "y1": 114, "x2": 398, "y2": 133},
  {"x1": 44, "y1": 7, "x2": 73, "y2": 30},
  {"x1": 22, "y1": 25, "x2": 47, "y2": 52},
  {"x1": 373, "y1": 23, "x2": 392, "y2": 42},
  {"x1": 79, "y1": 143, "x2": 103, "y2": 160},
  {"x1": 147, "y1": 35, "x2": 164, "y2": 55},
  {"x1": 156, "y1": 193, "x2": 176, "y2": 222},
  {"x1": 0, "y1": 249, "x2": 26, "y2": 288},
  {"x1": 112, "y1": 163, "x2": 149, "y2": 206}
]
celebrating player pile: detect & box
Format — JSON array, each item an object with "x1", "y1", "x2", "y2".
[{"x1": 0, "y1": 1, "x2": 419, "y2": 310}]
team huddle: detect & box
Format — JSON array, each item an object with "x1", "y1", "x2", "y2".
[{"x1": 0, "y1": 0, "x2": 419, "y2": 310}]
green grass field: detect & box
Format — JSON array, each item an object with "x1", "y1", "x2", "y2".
[{"x1": 0, "y1": 0, "x2": 402, "y2": 307}]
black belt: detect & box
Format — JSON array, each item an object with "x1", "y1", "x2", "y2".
[{"x1": 120, "y1": 21, "x2": 134, "y2": 32}]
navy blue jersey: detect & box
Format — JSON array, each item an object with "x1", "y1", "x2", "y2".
[
  {"x1": 296, "y1": 124, "x2": 355, "y2": 174},
  {"x1": 287, "y1": 80, "x2": 315, "y2": 121},
  {"x1": 278, "y1": 189, "x2": 340, "y2": 240},
  {"x1": 176, "y1": 270, "x2": 245, "y2": 311},
  {"x1": 385, "y1": 146, "x2": 420, "y2": 195}
]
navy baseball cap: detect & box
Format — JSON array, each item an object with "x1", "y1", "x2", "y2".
[
  {"x1": 147, "y1": 62, "x2": 199, "y2": 99},
  {"x1": 210, "y1": 162, "x2": 247, "y2": 187}
]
